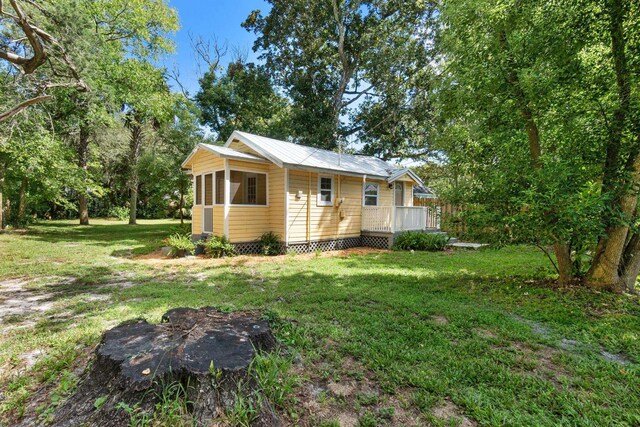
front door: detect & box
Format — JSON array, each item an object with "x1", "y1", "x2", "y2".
[{"x1": 394, "y1": 182, "x2": 404, "y2": 207}]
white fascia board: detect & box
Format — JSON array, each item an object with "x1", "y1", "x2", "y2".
[
  {"x1": 387, "y1": 169, "x2": 425, "y2": 187},
  {"x1": 180, "y1": 144, "x2": 203, "y2": 169}
]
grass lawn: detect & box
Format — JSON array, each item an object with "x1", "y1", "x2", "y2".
[{"x1": 0, "y1": 219, "x2": 639, "y2": 426}]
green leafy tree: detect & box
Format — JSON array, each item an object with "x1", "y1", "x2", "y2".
[
  {"x1": 196, "y1": 60, "x2": 291, "y2": 141},
  {"x1": 112, "y1": 59, "x2": 176, "y2": 225},
  {"x1": 0, "y1": 119, "x2": 82, "y2": 227},
  {"x1": 243, "y1": 0, "x2": 434, "y2": 153},
  {"x1": 436, "y1": 0, "x2": 639, "y2": 291}
]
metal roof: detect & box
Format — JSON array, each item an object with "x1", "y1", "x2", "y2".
[
  {"x1": 181, "y1": 142, "x2": 270, "y2": 169},
  {"x1": 414, "y1": 184, "x2": 437, "y2": 198},
  {"x1": 224, "y1": 131, "x2": 423, "y2": 185}
]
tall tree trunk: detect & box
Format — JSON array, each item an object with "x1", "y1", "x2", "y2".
[
  {"x1": 18, "y1": 176, "x2": 27, "y2": 226},
  {"x1": 587, "y1": 0, "x2": 635, "y2": 291},
  {"x1": 179, "y1": 183, "x2": 185, "y2": 225},
  {"x1": 499, "y1": 30, "x2": 542, "y2": 167},
  {"x1": 128, "y1": 120, "x2": 143, "y2": 225},
  {"x1": 500, "y1": 29, "x2": 575, "y2": 285},
  {"x1": 330, "y1": 0, "x2": 358, "y2": 149},
  {"x1": 554, "y1": 243, "x2": 573, "y2": 286},
  {"x1": 78, "y1": 125, "x2": 90, "y2": 225}
]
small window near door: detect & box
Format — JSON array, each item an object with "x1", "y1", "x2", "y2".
[
  {"x1": 394, "y1": 182, "x2": 404, "y2": 206},
  {"x1": 318, "y1": 176, "x2": 334, "y2": 206},
  {"x1": 195, "y1": 175, "x2": 202, "y2": 205},
  {"x1": 363, "y1": 183, "x2": 379, "y2": 206}
]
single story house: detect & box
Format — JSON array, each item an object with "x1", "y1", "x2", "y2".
[{"x1": 181, "y1": 130, "x2": 439, "y2": 253}]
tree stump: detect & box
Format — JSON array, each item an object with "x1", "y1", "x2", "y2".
[{"x1": 52, "y1": 307, "x2": 281, "y2": 426}]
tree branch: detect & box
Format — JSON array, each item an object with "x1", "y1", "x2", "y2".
[{"x1": 0, "y1": 94, "x2": 51, "y2": 122}]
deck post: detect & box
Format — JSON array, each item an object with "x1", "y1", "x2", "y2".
[
  {"x1": 391, "y1": 204, "x2": 396, "y2": 233},
  {"x1": 284, "y1": 168, "x2": 289, "y2": 246}
]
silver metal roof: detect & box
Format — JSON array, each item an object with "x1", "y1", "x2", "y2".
[
  {"x1": 225, "y1": 131, "x2": 423, "y2": 184},
  {"x1": 200, "y1": 144, "x2": 270, "y2": 163},
  {"x1": 414, "y1": 184, "x2": 437, "y2": 198},
  {"x1": 181, "y1": 142, "x2": 270, "y2": 168}
]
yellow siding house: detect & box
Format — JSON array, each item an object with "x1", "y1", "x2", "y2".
[{"x1": 182, "y1": 131, "x2": 434, "y2": 253}]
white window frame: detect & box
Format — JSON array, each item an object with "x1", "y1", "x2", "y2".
[
  {"x1": 317, "y1": 175, "x2": 334, "y2": 207},
  {"x1": 362, "y1": 182, "x2": 379, "y2": 206}
]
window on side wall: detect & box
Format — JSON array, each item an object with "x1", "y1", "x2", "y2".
[
  {"x1": 318, "y1": 175, "x2": 334, "y2": 206},
  {"x1": 363, "y1": 183, "x2": 379, "y2": 206}
]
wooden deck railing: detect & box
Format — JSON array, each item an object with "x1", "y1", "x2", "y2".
[
  {"x1": 362, "y1": 206, "x2": 439, "y2": 232},
  {"x1": 362, "y1": 206, "x2": 394, "y2": 232},
  {"x1": 394, "y1": 207, "x2": 428, "y2": 232}
]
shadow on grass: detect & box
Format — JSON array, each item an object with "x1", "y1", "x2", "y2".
[{"x1": 20, "y1": 222, "x2": 173, "y2": 253}]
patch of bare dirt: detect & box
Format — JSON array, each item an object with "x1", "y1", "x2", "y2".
[
  {"x1": 0, "y1": 278, "x2": 56, "y2": 321},
  {"x1": 432, "y1": 399, "x2": 477, "y2": 426},
  {"x1": 431, "y1": 314, "x2": 449, "y2": 325},
  {"x1": 511, "y1": 341, "x2": 570, "y2": 387},
  {"x1": 134, "y1": 247, "x2": 389, "y2": 267},
  {"x1": 291, "y1": 353, "x2": 424, "y2": 427},
  {"x1": 474, "y1": 328, "x2": 498, "y2": 339}
]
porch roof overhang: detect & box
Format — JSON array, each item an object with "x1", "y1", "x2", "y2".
[
  {"x1": 181, "y1": 143, "x2": 271, "y2": 170},
  {"x1": 386, "y1": 168, "x2": 425, "y2": 187}
]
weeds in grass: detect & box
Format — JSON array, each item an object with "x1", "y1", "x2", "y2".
[
  {"x1": 37, "y1": 370, "x2": 78, "y2": 423},
  {"x1": 2, "y1": 221, "x2": 639, "y2": 426},
  {"x1": 226, "y1": 382, "x2": 260, "y2": 427},
  {"x1": 251, "y1": 351, "x2": 299, "y2": 410},
  {"x1": 116, "y1": 379, "x2": 192, "y2": 427},
  {"x1": 152, "y1": 380, "x2": 192, "y2": 426},
  {"x1": 116, "y1": 402, "x2": 150, "y2": 427}
]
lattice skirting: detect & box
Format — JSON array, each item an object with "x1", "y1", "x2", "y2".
[
  {"x1": 361, "y1": 234, "x2": 394, "y2": 249},
  {"x1": 195, "y1": 234, "x2": 393, "y2": 255},
  {"x1": 285, "y1": 237, "x2": 363, "y2": 254}
]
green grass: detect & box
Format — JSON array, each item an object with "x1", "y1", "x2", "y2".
[{"x1": 0, "y1": 219, "x2": 639, "y2": 426}]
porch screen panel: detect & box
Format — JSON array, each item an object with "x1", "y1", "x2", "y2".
[
  {"x1": 204, "y1": 173, "x2": 213, "y2": 205},
  {"x1": 215, "y1": 171, "x2": 224, "y2": 204},
  {"x1": 230, "y1": 170, "x2": 267, "y2": 205},
  {"x1": 195, "y1": 175, "x2": 202, "y2": 205}
]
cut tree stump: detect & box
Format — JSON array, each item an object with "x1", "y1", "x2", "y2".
[{"x1": 51, "y1": 307, "x2": 281, "y2": 426}]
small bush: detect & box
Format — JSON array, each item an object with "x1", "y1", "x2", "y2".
[
  {"x1": 168, "y1": 222, "x2": 191, "y2": 238},
  {"x1": 203, "y1": 235, "x2": 236, "y2": 258},
  {"x1": 165, "y1": 233, "x2": 196, "y2": 257},
  {"x1": 108, "y1": 206, "x2": 130, "y2": 221},
  {"x1": 259, "y1": 231, "x2": 282, "y2": 256},
  {"x1": 393, "y1": 231, "x2": 450, "y2": 251}
]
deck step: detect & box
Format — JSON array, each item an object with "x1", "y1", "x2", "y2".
[{"x1": 447, "y1": 241, "x2": 487, "y2": 250}]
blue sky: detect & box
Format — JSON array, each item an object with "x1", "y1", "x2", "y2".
[{"x1": 164, "y1": 0, "x2": 270, "y2": 95}]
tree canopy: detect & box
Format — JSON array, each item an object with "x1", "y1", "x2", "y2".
[{"x1": 1, "y1": 0, "x2": 639, "y2": 292}]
